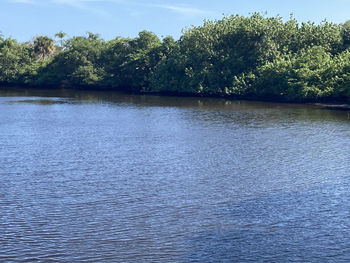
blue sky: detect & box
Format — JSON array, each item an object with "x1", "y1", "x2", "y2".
[{"x1": 1, "y1": 0, "x2": 350, "y2": 42}]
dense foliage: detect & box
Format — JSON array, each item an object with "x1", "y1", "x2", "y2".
[{"x1": 1, "y1": 14, "x2": 350, "y2": 102}]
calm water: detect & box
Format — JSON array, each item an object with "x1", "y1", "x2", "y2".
[{"x1": 1, "y1": 88, "x2": 350, "y2": 262}]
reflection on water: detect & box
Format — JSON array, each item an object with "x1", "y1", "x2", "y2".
[
  {"x1": 0, "y1": 87, "x2": 350, "y2": 262},
  {"x1": 8, "y1": 98, "x2": 73, "y2": 105}
]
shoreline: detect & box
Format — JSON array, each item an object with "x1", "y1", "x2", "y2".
[{"x1": 1, "y1": 84, "x2": 350, "y2": 111}]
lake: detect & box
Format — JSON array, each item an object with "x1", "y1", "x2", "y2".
[{"x1": 1, "y1": 88, "x2": 350, "y2": 262}]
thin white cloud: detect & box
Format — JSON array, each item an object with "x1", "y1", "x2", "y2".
[
  {"x1": 8, "y1": 0, "x2": 36, "y2": 4},
  {"x1": 8, "y1": 0, "x2": 122, "y2": 18},
  {"x1": 8, "y1": 0, "x2": 211, "y2": 18},
  {"x1": 52, "y1": 0, "x2": 111, "y2": 18},
  {"x1": 152, "y1": 4, "x2": 210, "y2": 16},
  {"x1": 53, "y1": 0, "x2": 125, "y2": 3}
]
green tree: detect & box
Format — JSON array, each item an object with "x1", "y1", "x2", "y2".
[
  {"x1": 33, "y1": 36, "x2": 56, "y2": 60},
  {"x1": 0, "y1": 38, "x2": 35, "y2": 84},
  {"x1": 36, "y1": 33, "x2": 106, "y2": 87},
  {"x1": 293, "y1": 20, "x2": 342, "y2": 53},
  {"x1": 55, "y1": 31, "x2": 67, "y2": 49},
  {"x1": 1, "y1": 14, "x2": 350, "y2": 102},
  {"x1": 342, "y1": 20, "x2": 350, "y2": 49},
  {"x1": 103, "y1": 31, "x2": 161, "y2": 91}
]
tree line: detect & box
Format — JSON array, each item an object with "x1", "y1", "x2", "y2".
[{"x1": 1, "y1": 13, "x2": 350, "y2": 102}]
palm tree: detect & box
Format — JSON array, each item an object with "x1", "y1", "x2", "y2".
[
  {"x1": 55, "y1": 31, "x2": 67, "y2": 48},
  {"x1": 33, "y1": 36, "x2": 56, "y2": 60}
]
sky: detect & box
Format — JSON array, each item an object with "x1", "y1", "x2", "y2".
[{"x1": 1, "y1": 0, "x2": 350, "y2": 42}]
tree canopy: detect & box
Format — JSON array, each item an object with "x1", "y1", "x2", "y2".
[{"x1": 1, "y1": 14, "x2": 350, "y2": 102}]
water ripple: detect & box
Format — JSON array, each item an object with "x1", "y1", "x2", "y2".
[{"x1": 0, "y1": 91, "x2": 350, "y2": 262}]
